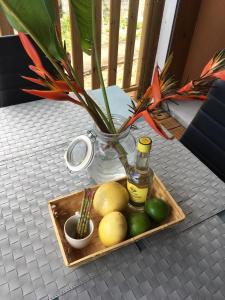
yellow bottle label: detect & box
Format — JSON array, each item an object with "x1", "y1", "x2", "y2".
[{"x1": 127, "y1": 181, "x2": 148, "y2": 203}]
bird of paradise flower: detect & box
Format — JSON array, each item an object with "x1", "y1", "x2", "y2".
[{"x1": 19, "y1": 32, "x2": 225, "y2": 139}]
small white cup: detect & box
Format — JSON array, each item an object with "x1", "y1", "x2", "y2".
[{"x1": 64, "y1": 212, "x2": 94, "y2": 249}]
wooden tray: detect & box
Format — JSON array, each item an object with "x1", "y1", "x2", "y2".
[{"x1": 48, "y1": 176, "x2": 185, "y2": 267}]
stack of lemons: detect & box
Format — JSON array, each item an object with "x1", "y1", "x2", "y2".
[{"x1": 93, "y1": 182, "x2": 129, "y2": 247}]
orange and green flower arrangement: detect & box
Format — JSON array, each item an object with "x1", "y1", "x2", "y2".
[{"x1": 1, "y1": 0, "x2": 225, "y2": 140}]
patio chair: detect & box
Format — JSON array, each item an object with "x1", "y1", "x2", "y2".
[
  {"x1": 180, "y1": 80, "x2": 225, "y2": 183},
  {"x1": 0, "y1": 34, "x2": 54, "y2": 107}
]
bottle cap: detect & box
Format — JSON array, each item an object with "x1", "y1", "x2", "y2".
[{"x1": 137, "y1": 136, "x2": 152, "y2": 153}]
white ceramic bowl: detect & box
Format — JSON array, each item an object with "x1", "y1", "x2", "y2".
[{"x1": 64, "y1": 212, "x2": 94, "y2": 249}]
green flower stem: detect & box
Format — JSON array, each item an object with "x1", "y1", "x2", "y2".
[
  {"x1": 84, "y1": 92, "x2": 112, "y2": 129},
  {"x1": 117, "y1": 117, "x2": 132, "y2": 133},
  {"x1": 66, "y1": 61, "x2": 112, "y2": 132},
  {"x1": 91, "y1": 1, "x2": 116, "y2": 133},
  {"x1": 114, "y1": 142, "x2": 130, "y2": 173}
]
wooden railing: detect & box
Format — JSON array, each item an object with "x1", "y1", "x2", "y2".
[
  {"x1": 0, "y1": 0, "x2": 165, "y2": 97},
  {"x1": 0, "y1": 7, "x2": 13, "y2": 36}
]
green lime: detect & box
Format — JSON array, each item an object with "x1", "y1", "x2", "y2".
[
  {"x1": 144, "y1": 197, "x2": 170, "y2": 223},
  {"x1": 127, "y1": 212, "x2": 152, "y2": 237}
]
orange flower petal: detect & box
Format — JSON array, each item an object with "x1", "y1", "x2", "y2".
[
  {"x1": 125, "y1": 112, "x2": 143, "y2": 128},
  {"x1": 200, "y1": 58, "x2": 214, "y2": 77},
  {"x1": 22, "y1": 89, "x2": 82, "y2": 106},
  {"x1": 164, "y1": 94, "x2": 207, "y2": 101},
  {"x1": 55, "y1": 80, "x2": 83, "y2": 93},
  {"x1": 178, "y1": 81, "x2": 193, "y2": 93},
  {"x1": 126, "y1": 110, "x2": 172, "y2": 139},
  {"x1": 19, "y1": 32, "x2": 43, "y2": 68},
  {"x1": 149, "y1": 67, "x2": 161, "y2": 110},
  {"x1": 212, "y1": 70, "x2": 225, "y2": 80},
  {"x1": 22, "y1": 89, "x2": 73, "y2": 100},
  {"x1": 141, "y1": 110, "x2": 172, "y2": 139},
  {"x1": 29, "y1": 65, "x2": 54, "y2": 82},
  {"x1": 22, "y1": 76, "x2": 45, "y2": 87}
]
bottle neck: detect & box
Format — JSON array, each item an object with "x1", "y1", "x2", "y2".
[{"x1": 135, "y1": 151, "x2": 150, "y2": 170}]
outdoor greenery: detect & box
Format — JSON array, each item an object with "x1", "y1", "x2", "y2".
[{"x1": 60, "y1": 0, "x2": 143, "y2": 88}]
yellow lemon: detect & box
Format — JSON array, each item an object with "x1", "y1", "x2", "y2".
[
  {"x1": 93, "y1": 181, "x2": 129, "y2": 216},
  {"x1": 98, "y1": 211, "x2": 127, "y2": 246}
]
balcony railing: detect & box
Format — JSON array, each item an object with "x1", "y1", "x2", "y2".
[{"x1": 0, "y1": 0, "x2": 165, "y2": 97}]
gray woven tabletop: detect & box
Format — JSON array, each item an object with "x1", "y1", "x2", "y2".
[
  {"x1": 0, "y1": 98, "x2": 225, "y2": 299},
  {"x1": 0, "y1": 100, "x2": 92, "y2": 163},
  {"x1": 59, "y1": 215, "x2": 225, "y2": 300}
]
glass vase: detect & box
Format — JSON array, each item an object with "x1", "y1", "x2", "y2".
[
  {"x1": 87, "y1": 115, "x2": 136, "y2": 183},
  {"x1": 65, "y1": 115, "x2": 136, "y2": 184}
]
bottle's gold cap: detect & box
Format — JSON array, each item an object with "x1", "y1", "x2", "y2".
[{"x1": 137, "y1": 137, "x2": 152, "y2": 153}]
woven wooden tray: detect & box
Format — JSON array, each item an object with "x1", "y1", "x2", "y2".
[{"x1": 48, "y1": 175, "x2": 185, "y2": 267}]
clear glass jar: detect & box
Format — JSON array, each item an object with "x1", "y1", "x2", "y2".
[
  {"x1": 65, "y1": 115, "x2": 136, "y2": 184},
  {"x1": 88, "y1": 115, "x2": 136, "y2": 183}
]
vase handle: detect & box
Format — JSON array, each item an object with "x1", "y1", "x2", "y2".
[{"x1": 87, "y1": 129, "x2": 97, "y2": 142}]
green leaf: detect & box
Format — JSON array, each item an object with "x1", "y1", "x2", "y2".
[
  {"x1": 0, "y1": 0, "x2": 63, "y2": 59},
  {"x1": 70, "y1": 0, "x2": 92, "y2": 55}
]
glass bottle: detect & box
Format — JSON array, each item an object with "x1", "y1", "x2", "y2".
[{"x1": 127, "y1": 136, "x2": 154, "y2": 210}]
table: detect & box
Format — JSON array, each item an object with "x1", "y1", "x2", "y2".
[{"x1": 0, "y1": 88, "x2": 225, "y2": 300}]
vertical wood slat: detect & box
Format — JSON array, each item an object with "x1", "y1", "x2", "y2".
[
  {"x1": 122, "y1": 0, "x2": 139, "y2": 89},
  {"x1": 53, "y1": 0, "x2": 62, "y2": 39},
  {"x1": 136, "y1": 0, "x2": 165, "y2": 98},
  {"x1": 91, "y1": 0, "x2": 102, "y2": 89},
  {"x1": 0, "y1": 7, "x2": 14, "y2": 36},
  {"x1": 168, "y1": 0, "x2": 202, "y2": 83},
  {"x1": 108, "y1": 0, "x2": 121, "y2": 86},
  {"x1": 69, "y1": 0, "x2": 84, "y2": 87}
]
